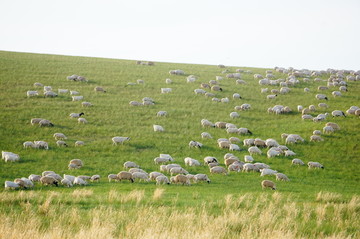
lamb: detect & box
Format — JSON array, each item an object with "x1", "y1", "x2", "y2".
[
  {"x1": 157, "y1": 111, "x2": 167, "y2": 117},
  {"x1": 39, "y1": 119, "x2": 54, "y2": 127},
  {"x1": 308, "y1": 162, "x2": 324, "y2": 169},
  {"x1": 173, "y1": 175, "x2": 191, "y2": 185},
  {"x1": 23, "y1": 141, "x2": 35, "y2": 149},
  {"x1": 210, "y1": 166, "x2": 228, "y2": 175},
  {"x1": 310, "y1": 135, "x2": 324, "y2": 142},
  {"x1": 74, "y1": 177, "x2": 87, "y2": 185},
  {"x1": 201, "y1": 132, "x2": 212, "y2": 139},
  {"x1": 132, "y1": 172, "x2": 150, "y2": 182},
  {"x1": 267, "y1": 94, "x2": 277, "y2": 99},
  {"x1": 112, "y1": 136, "x2": 130, "y2": 145},
  {"x1": 170, "y1": 167, "x2": 188, "y2": 176},
  {"x1": 69, "y1": 112, "x2": 84, "y2": 118},
  {"x1": 117, "y1": 171, "x2": 134, "y2": 183},
  {"x1": 248, "y1": 146, "x2": 262, "y2": 155},
  {"x1": 4, "y1": 181, "x2": 20, "y2": 190},
  {"x1": 149, "y1": 172, "x2": 165, "y2": 181},
  {"x1": 331, "y1": 110, "x2": 346, "y2": 117},
  {"x1": 40, "y1": 176, "x2": 59, "y2": 186},
  {"x1": 72, "y1": 96, "x2": 84, "y2": 101},
  {"x1": 82, "y1": 102, "x2": 93, "y2": 107},
  {"x1": 56, "y1": 140, "x2": 68, "y2": 147},
  {"x1": 156, "y1": 176, "x2": 170, "y2": 185},
  {"x1": 94, "y1": 86, "x2": 106, "y2": 92},
  {"x1": 124, "y1": 161, "x2": 139, "y2": 169},
  {"x1": 189, "y1": 140, "x2": 203, "y2": 148},
  {"x1": 53, "y1": 133, "x2": 67, "y2": 140},
  {"x1": 75, "y1": 141, "x2": 85, "y2": 147},
  {"x1": 77, "y1": 118, "x2": 88, "y2": 124},
  {"x1": 261, "y1": 180, "x2": 276, "y2": 190},
  {"x1": 108, "y1": 174, "x2": 118, "y2": 182},
  {"x1": 275, "y1": 173, "x2": 289, "y2": 181},
  {"x1": 61, "y1": 178, "x2": 73, "y2": 187},
  {"x1": 27, "y1": 90, "x2": 39, "y2": 97},
  {"x1": 315, "y1": 94, "x2": 328, "y2": 100},
  {"x1": 260, "y1": 168, "x2": 278, "y2": 176},
  {"x1": 153, "y1": 125, "x2": 165, "y2": 132},
  {"x1": 34, "y1": 141, "x2": 49, "y2": 150},
  {"x1": 194, "y1": 174, "x2": 211, "y2": 183}
]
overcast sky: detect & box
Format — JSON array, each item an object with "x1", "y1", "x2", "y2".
[{"x1": 1, "y1": 0, "x2": 359, "y2": 70}]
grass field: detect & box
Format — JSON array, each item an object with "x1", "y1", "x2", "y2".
[{"x1": 0, "y1": 51, "x2": 359, "y2": 238}]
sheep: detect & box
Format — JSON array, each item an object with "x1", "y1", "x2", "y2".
[
  {"x1": 53, "y1": 133, "x2": 67, "y2": 140},
  {"x1": 194, "y1": 89, "x2": 206, "y2": 95},
  {"x1": 112, "y1": 136, "x2": 130, "y2": 145},
  {"x1": 156, "y1": 176, "x2": 170, "y2": 185},
  {"x1": 81, "y1": 102, "x2": 93, "y2": 107},
  {"x1": 254, "y1": 163, "x2": 270, "y2": 170},
  {"x1": 4, "y1": 181, "x2": 20, "y2": 190},
  {"x1": 70, "y1": 90, "x2": 79, "y2": 95},
  {"x1": 339, "y1": 86, "x2": 347, "y2": 92},
  {"x1": 238, "y1": 128, "x2": 252, "y2": 135},
  {"x1": 69, "y1": 159, "x2": 83, "y2": 168},
  {"x1": 290, "y1": 158, "x2": 304, "y2": 166},
  {"x1": 40, "y1": 176, "x2": 59, "y2": 187},
  {"x1": 189, "y1": 140, "x2": 203, "y2": 148},
  {"x1": 34, "y1": 141, "x2": 49, "y2": 150},
  {"x1": 23, "y1": 141, "x2": 35, "y2": 149},
  {"x1": 44, "y1": 86, "x2": 53, "y2": 92},
  {"x1": 72, "y1": 96, "x2": 84, "y2": 101},
  {"x1": 323, "y1": 126, "x2": 334, "y2": 134},
  {"x1": 27, "y1": 90, "x2": 39, "y2": 97},
  {"x1": 165, "y1": 78, "x2": 172, "y2": 84},
  {"x1": 318, "y1": 86, "x2": 329, "y2": 91},
  {"x1": 169, "y1": 69, "x2": 184, "y2": 75},
  {"x1": 153, "y1": 125, "x2": 165, "y2": 132},
  {"x1": 34, "y1": 82, "x2": 43, "y2": 87},
  {"x1": 13, "y1": 179, "x2": 26, "y2": 188},
  {"x1": 201, "y1": 119, "x2": 215, "y2": 128},
  {"x1": 243, "y1": 138, "x2": 255, "y2": 147},
  {"x1": 164, "y1": 164, "x2": 181, "y2": 172},
  {"x1": 201, "y1": 132, "x2": 212, "y2": 139},
  {"x1": 228, "y1": 163, "x2": 242, "y2": 172},
  {"x1": 39, "y1": 119, "x2": 54, "y2": 127},
  {"x1": 275, "y1": 173, "x2": 289, "y2": 181},
  {"x1": 170, "y1": 167, "x2": 188, "y2": 176},
  {"x1": 94, "y1": 86, "x2": 106, "y2": 92},
  {"x1": 224, "y1": 157, "x2": 240, "y2": 167},
  {"x1": 308, "y1": 162, "x2": 324, "y2": 169},
  {"x1": 226, "y1": 128, "x2": 239, "y2": 134},
  {"x1": 325, "y1": 122, "x2": 340, "y2": 130},
  {"x1": 75, "y1": 141, "x2": 85, "y2": 147},
  {"x1": 248, "y1": 146, "x2": 262, "y2": 155},
  {"x1": 161, "y1": 88, "x2": 172, "y2": 93},
  {"x1": 28, "y1": 174, "x2": 41, "y2": 182},
  {"x1": 242, "y1": 163, "x2": 258, "y2": 172},
  {"x1": 313, "y1": 130, "x2": 322, "y2": 135},
  {"x1": 236, "y1": 80, "x2": 246, "y2": 84},
  {"x1": 61, "y1": 178, "x2": 73, "y2": 187},
  {"x1": 233, "y1": 93, "x2": 242, "y2": 99},
  {"x1": 20, "y1": 178, "x2": 34, "y2": 188},
  {"x1": 265, "y1": 139, "x2": 279, "y2": 148},
  {"x1": 212, "y1": 97, "x2": 220, "y2": 102},
  {"x1": 267, "y1": 148, "x2": 282, "y2": 158},
  {"x1": 117, "y1": 171, "x2": 134, "y2": 183},
  {"x1": 221, "y1": 97, "x2": 230, "y2": 103},
  {"x1": 187, "y1": 158, "x2": 201, "y2": 166},
  {"x1": 157, "y1": 111, "x2": 167, "y2": 117},
  {"x1": 230, "y1": 112, "x2": 240, "y2": 119},
  {"x1": 203, "y1": 156, "x2": 218, "y2": 165},
  {"x1": 149, "y1": 172, "x2": 165, "y2": 181},
  {"x1": 310, "y1": 135, "x2": 324, "y2": 142},
  {"x1": 332, "y1": 91, "x2": 342, "y2": 97},
  {"x1": 132, "y1": 172, "x2": 150, "y2": 182},
  {"x1": 124, "y1": 161, "x2": 139, "y2": 169},
  {"x1": 58, "y1": 89, "x2": 69, "y2": 94},
  {"x1": 331, "y1": 110, "x2": 346, "y2": 117},
  {"x1": 267, "y1": 94, "x2": 277, "y2": 99},
  {"x1": 284, "y1": 150, "x2": 296, "y2": 156},
  {"x1": 42, "y1": 171, "x2": 56, "y2": 177},
  {"x1": 69, "y1": 112, "x2": 84, "y2": 118},
  {"x1": 63, "y1": 174, "x2": 76, "y2": 183},
  {"x1": 154, "y1": 157, "x2": 170, "y2": 164},
  {"x1": 31, "y1": 118, "x2": 44, "y2": 125},
  {"x1": 172, "y1": 175, "x2": 191, "y2": 185},
  {"x1": 129, "y1": 101, "x2": 142, "y2": 106},
  {"x1": 261, "y1": 180, "x2": 276, "y2": 190},
  {"x1": 74, "y1": 177, "x2": 87, "y2": 186},
  {"x1": 56, "y1": 140, "x2": 68, "y2": 147},
  {"x1": 302, "y1": 115, "x2": 314, "y2": 120},
  {"x1": 229, "y1": 144, "x2": 240, "y2": 151},
  {"x1": 315, "y1": 94, "x2": 328, "y2": 100},
  {"x1": 240, "y1": 104, "x2": 251, "y2": 110},
  {"x1": 44, "y1": 91, "x2": 58, "y2": 97},
  {"x1": 77, "y1": 117, "x2": 87, "y2": 124},
  {"x1": 200, "y1": 83, "x2": 211, "y2": 89},
  {"x1": 210, "y1": 166, "x2": 228, "y2": 175},
  {"x1": 318, "y1": 103, "x2": 328, "y2": 108},
  {"x1": 108, "y1": 174, "x2": 118, "y2": 182},
  {"x1": 260, "y1": 168, "x2": 278, "y2": 176},
  {"x1": 244, "y1": 155, "x2": 254, "y2": 163},
  {"x1": 218, "y1": 140, "x2": 230, "y2": 149}
]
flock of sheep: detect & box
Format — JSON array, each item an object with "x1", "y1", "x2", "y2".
[{"x1": 3, "y1": 63, "x2": 360, "y2": 191}]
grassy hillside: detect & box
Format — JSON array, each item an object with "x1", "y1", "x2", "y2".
[{"x1": 0, "y1": 51, "x2": 359, "y2": 238}]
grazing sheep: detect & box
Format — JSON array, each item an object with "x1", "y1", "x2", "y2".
[
  {"x1": 69, "y1": 112, "x2": 84, "y2": 118},
  {"x1": 161, "y1": 88, "x2": 172, "y2": 93},
  {"x1": 112, "y1": 136, "x2": 130, "y2": 145},
  {"x1": 194, "y1": 89, "x2": 206, "y2": 94},
  {"x1": 132, "y1": 172, "x2": 150, "y2": 182},
  {"x1": 243, "y1": 138, "x2": 255, "y2": 147},
  {"x1": 308, "y1": 162, "x2": 324, "y2": 169},
  {"x1": 248, "y1": 146, "x2": 262, "y2": 155},
  {"x1": 53, "y1": 133, "x2": 67, "y2": 140},
  {"x1": 117, "y1": 171, "x2": 134, "y2": 183},
  {"x1": 81, "y1": 102, "x2": 93, "y2": 107},
  {"x1": 332, "y1": 91, "x2": 342, "y2": 97},
  {"x1": 20, "y1": 178, "x2": 34, "y2": 188},
  {"x1": 244, "y1": 155, "x2": 254, "y2": 163},
  {"x1": 75, "y1": 141, "x2": 85, "y2": 147},
  {"x1": 210, "y1": 166, "x2": 228, "y2": 175},
  {"x1": 154, "y1": 157, "x2": 170, "y2": 164},
  {"x1": 310, "y1": 135, "x2": 324, "y2": 142},
  {"x1": 42, "y1": 171, "x2": 56, "y2": 177},
  {"x1": 170, "y1": 167, "x2": 188, "y2": 176},
  {"x1": 201, "y1": 132, "x2": 212, "y2": 139},
  {"x1": 56, "y1": 140, "x2": 68, "y2": 147},
  {"x1": 315, "y1": 94, "x2": 328, "y2": 100},
  {"x1": 230, "y1": 112, "x2": 240, "y2": 118},
  {"x1": 58, "y1": 89, "x2": 69, "y2": 94},
  {"x1": 261, "y1": 180, "x2": 276, "y2": 190},
  {"x1": 186, "y1": 158, "x2": 201, "y2": 166},
  {"x1": 221, "y1": 97, "x2": 230, "y2": 103},
  {"x1": 39, "y1": 119, "x2": 54, "y2": 127},
  {"x1": 284, "y1": 150, "x2": 296, "y2": 156},
  {"x1": 229, "y1": 144, "x2": 240, "y2": 151},
  {"x1": 34, "y1": 82, "x2": 43, "y2": 87},
  {"x1": 124, "y1": 161, "x2": 139, "y2": 169},
  {"x1": 325, "y1": 122, "x2": 340, "y2": 130},
  {"x1": 94, "y1": 86, "x2": 106, "y2": 92},
  {"x1": 173, "y1": 175, "x2": 191, "y2": 185},
  {"x1": 23, "y1": 141, "x2": 35, "y2": 149},
  {"x1": 204, "y1": 156, "x2": 218, "y2": 165},
  {"x1": 267, "y1": 148, "x2": 282, "y2": 158},
  {"x1": 218, "y1": 140, "x2": 230, "y2": 149},
  {"x1": 77, "y1": 118, "x2": 87, "y2": 124},
  {"x1": 63, "y1": 174, "x2": 76, "y2": 183},
  {"x1": 228, "y1": 163, "x2": 242, "y2": 172},
  {"x1": 69, "y1": 159, "x2": 83, "y2": 168},
  {"x1": 242, "y1": 163, "x2": 258, "y2": 172},
  {"x1": 323, "y1": 126, "x2": 334, "y2": 134},
  {"x1": 194, "y1": 174, "x2": 211, "y2": 183},
  {"x1": 267, "y1": 94, "x2": 277, "y2": 99},
  {"x1": 238, "y1": 128, "x2": 252, "y2": 135},
  {"x1": 4, "y1": 181, "x2": 20, "y2": 190},
  {"x1": 331, "y1": 110, "x2": 346, "y2": 117},
  {"x1": 27, "y1": 90, "x2": 39, "y2": 97},
  {"x1": 34, "y1": 141, "x2": 49, "y2": 150},
  {"x1": 108, "y1": 174, "x2": 118, "y2": 182},
  {"x1": 44, "y1": 91, "x2": 58, "y2": 97},
  {"x1": 313, "y1": 130, "x2": 322, "y2": 135},
  {"x1": 233, "y1": 93, "x2": 242, "y2": 99},
  {"x1": 28, "y1": 174, "x2": 41, "y2": 182},
  {"x1": 61, "y1": 178, "x2": 73, "y2": 187},
  {"x1": 157, "y1": 111, "x2": 167, "y2": 117},
  {"x1": 211, "y1": 85, "x2": 223, "y2": 91},
  {"x1": 70, "y1": 90, "x2": 79, "y2": 95},
  {"x1": 72, "y1": 96, "x2": 84, "y2": 101},
  {"x1": 156, "y1": 176, "x2": 170, "y2": 185},
  {"x1": 276, "y1": 173, "x2": 289, "y2": 181},
  {"x1": 153, "y1": 125, "x2": 165, "y2": 132},
  {"x1": 254, "y1": 163, "x2": 270, "y2": 170},
  {"x1": 229, "y1": 137, "x2": 240, "y2": 144},
  {"x1": 260, "y1": 168, "x2": 278, "y2": 176},
  {"x1": 74, "y1": 177, "x2": 87, "y2": 186},
  {"x1": 31, "y1": 118, "x2": 44, "y2": 125},
  {"x1": 40, "y1": 176, "x2": 59, "y2": 187},
  {"x1": 189, "y1": 140, "x2": 203, "y2": 148},
  {"x1": 318, "y1": 103, "x2": 328, "y2": 108},
  {"x1": 201, "y1": 119, "x2": 215, "y2": 128},
  {"x1": 149, "y1": 172, "x2": 165, "y2": 181}
]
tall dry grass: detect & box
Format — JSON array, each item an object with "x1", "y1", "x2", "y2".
[{"x1": 0, "y1": 190, "x2": 358, "y2": 239}]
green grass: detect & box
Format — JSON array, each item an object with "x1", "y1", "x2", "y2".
[{"x1": 0, "y1": 51, "x2": 359, "y2": 238}]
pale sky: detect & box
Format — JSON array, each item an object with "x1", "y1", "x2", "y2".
[{"x1": 1, "y1": 0, "x2": 359, "y2": 70}]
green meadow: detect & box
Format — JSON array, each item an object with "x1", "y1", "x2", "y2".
[{"x1": 0, "y1": 51, "x2": 359, "y2": 238}]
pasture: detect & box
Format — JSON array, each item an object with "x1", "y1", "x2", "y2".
[{"x1": 0, "y1": 51, "x2": 359, "y2": 238}]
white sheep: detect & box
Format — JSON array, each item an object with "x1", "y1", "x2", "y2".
[
  {"x1": 194, "y1": 174, "x2": 211, "y2": 183},
  {"x1": 260, "y1": 168, "x2": 278, "y2": 176},
  {"x1": 318, "y1": 103, "x2": 328, "y2": 108},
  {"x1": 310, "y1": 135, "x2": 323, "y2": 142},
  {"x1": 4, "y1": 181, "x2": 20, "y2": 190},
  {"x1": 94, "y1": 86, "x2": 106, "y2": 92},
  {"x1": 61, "y1": 178, "x2": 73, "y2": 187},
  {"x1": 39, "y1": 119, "x2": 54, "y2": 127},
  {"x1": 58, "y1": 89, "x2": 69, "y2": 94},
  {"x1": 267, "y1": 94, "x2": 277, "y2": 99},
  {"x1": 221, "y1": 97, "x2": 230, "y2": 103},
  {"x1": 124, "y1": 161, "x2": 139, "y2": 169},
  {"x1": 28, "y1": 174, "x2": 41, "y2": 182},
  {"x1": 161, "y1": 88, "x2": 172, "y2": 94},
  {"x1": 78, "y1": 118, "x2": 87, "y2": 124},
  {"x1": 170, "y1": 167, "x2": 188, "y2": 176},
  {"x1": 243, "y1": 138, "x2": 255, "y2": 147},
  {"x1": 201, "y1": 132, "x2": 212, "y2": 139},
  {"x1": 81, "y1": 102, "x2": 93, "y2": 107},
  {"x1": 34, "y1": 141, "x2": 49, "y2": 150},
  {"x1": 203, "y1": 156, "x2": 218, "y2": 165},
  {"x1": 154, "y1": 157, "x2": 170, "y2": 164},
  {"x1": 34, "y1": 82, "x2": 43, "y2": 87},
  {"x1": 108, "y1": 174, "x2": 118, "y2": 182},
  {"x1": 292, "y1": 158, "x2": 305, "y2": 165},
  {"x1": 27, "y1": 90, "x2": 39, "y2": 97},
  {"x1": 189, "y1": 140, "x2": 203, "y2": 148},
  {"x1": 53, "y1": 133, "x2": 67, "y2": 140},
  {"x1": 284, "y1": 150, "x2": 296, "y2": 156},
  {"x1": 112, "y1": 137, "x2": 130, "y2": 145},
  {"x1": 201, "y1": 119, "x2": 215, "y2": 128},
  {"x1": 323, "y1": 126, "x2": 334, "y2": 134},
  {"x1": 230, "y1": 112, "x2": 240, "y2": 119},
  {"x1": 23, "y1": 141, "x2": 35, "y2": 149},
  {"x1": 331, "y1": 110, "x2": 346, "y2": 117},
  {"x1": 165, "y1": 78, "x2": 172, "y2": 84},
  {"x1": 325, "y1": 122, "x2": 340, "y2": 130},
  {"x1": 238, "y1": 128, "x2": 252, "y2": 135},
  {"x1": 72, "y1": 96, "x2": 84, "y2": 101},
  {"x1": 275, "y1": 173, "x2": 289, "y2": 181},
  {"x1": 332, "y1": 91, "x2": 342, "y2": 97},
  {"x1": 244, "y1": 155, "x2": 254, "y2": 163},
  {"x1": 156, "y1": 176, "x2": 170, "y2": 185},
  {"x1": 315, "y1": 94, "x2": 328, "y2": 100},
  {"x1": 149, "y1": 172, "x2": 165, "y2": 181},
  {"x1": 267, "y1": 148, "x2": 282, "y2": 158},
  {"x1": 153, "y1": 124, "x2": 164, "y2": 132},
  {"x1": 132, "y1": 172, "x2": 150, "y2": 182},
  {"x1": 308, "y1": 161, "x2": 324, "y2": 169},
  {"x1": 194, "y1": 89, "x2": 206, "y2": 94},
  {"x1": 69, "y1": 112, "x2": 85, "y2": 118},
  {"x1": 229, "y1": 144, "x2": 240, "y2": 151},
  {"x1": 210, "y1": 166, "x2": 228, "y2": 175},
  {"x1": 75, "y1": 141, "x2": 85, "y2": 147},
  {"x1": 248, "y1": 146, "x2": 262, "y2": 155},
  {"x1": 157, "y1": 111, "x2": 167, "y2": 117},
  {"x1": 74, "y1": 177, "x2": 87, "y2": 185},
  {"x1": 70, "y1": 90, "x2": 79, "y2": 95},
  {"x1": 233, "y1": 93, "x2": 242, "y2": 99}
]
